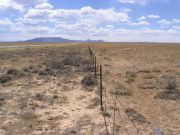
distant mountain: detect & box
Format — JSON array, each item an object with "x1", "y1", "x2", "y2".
[
  {"x1": 85, "y1": 39, "x2": 104, "y2": 42},
  {"x1": 25, "y1": 37, "x2": 77, "y2": 43},
  {"x1": 24, "y1": 37, "x2": 104, "y2": 43}
]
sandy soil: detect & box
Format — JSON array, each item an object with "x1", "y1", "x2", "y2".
[{"x1": 0, "y1": 43, "x2": 180, "y2": 135}]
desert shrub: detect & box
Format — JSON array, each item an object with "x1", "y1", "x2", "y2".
[
  {"x1": 28, "y1": 65, "x2": 40, "y2": 74},
  {"x1": 81, "y1": 59, "x2": 91, "y2": 65},
  {"x1": 56, "y1": 66, "x2": 72, "y2": 75},
  {"x1": 83, "y1": 66, "x2": 93, "y2": 72},
  {"x1": 125, "y1": 108, "x2": 147, "y2": 124},
  {"x1": 34, "y1": 93, "x2": 44, "y2": 101},
  {"x1": 7, "y1": 69, "x2": 19, "y2": 76},
  {"x1": 18, "y1": 97, "x2": 28, "y2": 109},
  {"x1": 81, "y1": 75, "x2": 97, "y2": 91},
  {"x1": 137, "y1": 70, "x2": 151, "y2": 73},
  {"x1": 44, "y1": 51, "x2": 91, "y2": 75},
  {"x1": 76, "y1": 114, "x2": 92, "y2": 127},
  {"x1": 109, "y1": 82, "x2": 132, "y2": 96},
  {"x1": 124, "y1": 71, "x2": 137, "y2": 83},
  {"x1": 165, "y1": 76, "x2": 176, "y2": 90},
  {"x1": 28, "y1": 65, "x2": 35, "y2": 70},
  {"x1": 23, "y1": 67, "x2": 30, "y2": 72},
  {"x1": 155, "y1": 76, "x2": 179, "y2": 100},
  {"x1": 62, "y1": 54, "x2": 82, "y2": 66},
  {"x1": 7, "y1": 68, "x2": 26, "y2": 77},
  {"x1": 87, "y1": 97, "x2": 100, "y2": 109},
  {"x1": 53, "y1": 95, "x2": 58, "y2": 99},
  {"x1": 81, "y1": 75, "x2": 97, "y2": 87},
  {"x1": 0, "y1": 95, "x2": 4, "y2": 101},
  {"x1": 0, "y1": 95, "x2": 5, "y2": 106},
  {"x1": 33, "y1": 93, "x2": 55, "y2": 105},
  {"x1": 48, "y1": 60, "x2": 64, "y2": 70},
  {"x1": 138, "y1": 81, "x2": 160, "y2": 90},
  {"x1": 21, "y1": 109, "x2": 37, "y2": 120},
  {"x1": 156, "y1": 89, "x2": 180, "y2": 100},
  {"x1": 110, "y1": 89, "x2": 131, "y2": 96},
  {"x1": 143, "y1": 74, "x2": 155, "y2": 79},
  {"x1": 63, "y1": 127, "x2": 80, "y2": 135},
  {"x1": 0, "y1": 74, "x2": 11, "y2": 83},
  {"x1": 46, "y1": 60, "x2": 72, "y2": 75},
  {"x1": 39, "y1": 68, "x2": 54, "y2": 76},
  {"x1": 0, "y1": 101, "x2": 4, "y2": 107}
]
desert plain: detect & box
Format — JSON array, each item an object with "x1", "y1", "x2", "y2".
[{"x1": 0, "y1": 42, "x2": 179, "y2": 135}]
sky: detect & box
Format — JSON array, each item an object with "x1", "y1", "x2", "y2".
[{"x1": 0, "y1": 0, "x2": 180, "y2": 42}]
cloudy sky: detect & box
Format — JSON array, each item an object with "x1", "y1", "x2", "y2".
[{"x1": 0, "y1": 0, "x2": 180, "y2": 42}]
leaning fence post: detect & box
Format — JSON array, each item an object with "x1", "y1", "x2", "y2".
[
  {"x1": 88, "y1": 45, "x2": 93, "y2": 63},
  {"x1": 100, "y1": 65, "x2": 103, "y2": 111}
]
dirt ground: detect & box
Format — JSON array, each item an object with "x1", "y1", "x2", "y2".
[{"x1": 0, "y1": 43, "x2": 180, "y2": 135}]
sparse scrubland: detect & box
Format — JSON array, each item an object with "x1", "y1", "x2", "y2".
[{"x1": 0, "y1": 42, "x2": 180, "y2": 135}]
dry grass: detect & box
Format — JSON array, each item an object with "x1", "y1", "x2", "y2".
[
  {"x1": 155, "y1": 76, "x2": 180, "y2": 100},
  {"x1": 81, "y1": 75, "x2": 97, "y2": 91},
  {"x1": 0, "y1": 42, "x2": 180, "y2": 135},
  {"x1": 125, "y1": 108, "x2": 148, "y2": 124}
]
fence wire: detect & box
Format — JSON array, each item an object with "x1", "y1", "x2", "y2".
[{"x1": 88, "y1": 45, "x2": 145, "y2": 135}]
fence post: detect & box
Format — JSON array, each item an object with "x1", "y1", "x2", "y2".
[
  {"x1": 92, "y1": 53, "x2": 95, "y2": 70},
  {"x1": 88, "y1": 45, "x2": 93, "y2": 63},
  {"x1": 95, "y1": 56, "x2": 97, "y2": 77},
  {"x1": 88, "y1": 45, "x2": 91, "y2": 56},
  {"x1": 100, "y1": 65, "x2": 103, "y2": 111},
  {"x1": 113, "y1": 92, "x2": 118, "y2": 135}
]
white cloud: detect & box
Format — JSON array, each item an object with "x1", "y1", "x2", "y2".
[
  {"x1": 138, "y1": 16, "x2": 146, "y2": 21},
  {"x1": 0, "y1": 0, "x2": 48, "y2": 12},
  {"x1": 158, "y1": 19, "x2": 171, "y2": 25},
  {"x1": 158, "y1": 18, "x2": 180, "y2": 26},
  {"x1": 10, "y1": 6, "x2": 129, "y2": 38},
  {"x1": 0, "y1": 2, "x2": 180, "y2": 42},
  {"x1": 14, "y1": 0, "x2": 48, "y2": 5},
  {"x1": 0, "y1": 18, "x2": 13, "y2": 26},
  {"x1": 129, "y1": 21, "x2": 149, "y2": 26},
  {"x1": 121, "y1": 8, "x2": 132, "y2": 13},
  {"x1": 24, "y1": 6, "x2": 129, "y2": 25},
  {"x1": 172, "y1": 26, "x2": 180, "y2": 30},
  {"x1": 0, "y1": 0, "x2": 24, "y2": 11},
  {"x1": 34, "y1": 3, "x2": 53, "y2": 9},
  {"x1": 0, "y1": 18, "x2": 13, "y2": 32},
  {"x1": 117, "y1": 0, "x2": 148, "y2": 5},
  {"x1": 118, "y1": 0, "x2": 136, "y2": 4},
  {"x1": 172, "y1": 19, "x2": 180, "y2": 23},
  {"x1": 148, "y1": 14, "x2": 160, "y2": 19}
]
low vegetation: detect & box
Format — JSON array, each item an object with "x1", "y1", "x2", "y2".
[
  {"x1": 125, "y1": 108, "x2": 148, "y2": 124},
  {"x1": 155, "y1": 76, "x2": 179, "y2": 100},
  {"x1": 81, "y1": 75, "x2": 97, "y2": 91},
  {"x1": 0, "y1": 43, "x2": 179, "y2": 135},
  {"x1": 109, "y1": 81, "x2": 132, "y2": 96},
  {"x1": 0, "y1": 74, "x2": 12, "y2": 84}
]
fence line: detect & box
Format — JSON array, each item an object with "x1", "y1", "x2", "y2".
[
  {"x1": 100, "y1": 65, "x2": 103, "y2": 111},
  {"x1": 104, "y1": 78, "x2": 130, "y2": 135},
  {"x1": 112, "y1": 92, "x2": 118, "y2": 135},
  {"x1": 87, "y1": 45, "x2": 154, "y2": 135}
]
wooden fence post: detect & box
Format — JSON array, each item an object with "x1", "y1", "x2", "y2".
[
  {"x1": 113, "y1": 92, "x2": 118, "y2": 135},
  {"x1": 95, "y1": 56, "x2": 97, "y2": 77},
  {"x1": 100, "y1": 65, "x2": 103, "y2": 111},
  {"x1": 92, "y1": 53, "x2": 95, "y2": 70}
]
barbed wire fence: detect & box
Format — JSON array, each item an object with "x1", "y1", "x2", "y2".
[{"x1": 87, "y1": 44, "x2": 161, "y2": 135}]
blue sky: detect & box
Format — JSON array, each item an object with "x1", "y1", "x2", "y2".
[{"x1": 0, "y1": 0, "x2": 180, "y2": 42}]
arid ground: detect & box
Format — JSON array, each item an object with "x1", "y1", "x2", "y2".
[{"x1": 0, "y1": 42, "x2": 180, "y2": 135}]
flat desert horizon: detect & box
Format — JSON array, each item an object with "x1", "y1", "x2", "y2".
[{"x1": 0, "y1": 42, "x2": 179, "y2": 135}]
